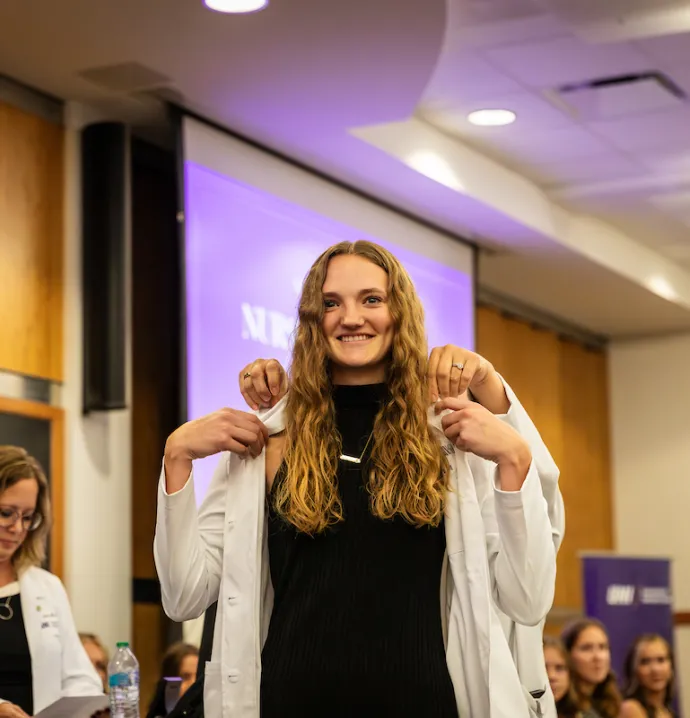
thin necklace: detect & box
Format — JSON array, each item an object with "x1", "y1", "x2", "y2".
[
  {"x1": 0, "y1": 596, "x2": 13, "y2": 621},
  {"x1": 339, "y1": 431, "x2": 374, "y2": 464}
]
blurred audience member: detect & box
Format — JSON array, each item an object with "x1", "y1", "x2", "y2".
[
  {"x1": 621, "y1": 633, "x2": 675, "y2": 717},
  {"x1": 561, "y1": 618, "x2": 622, "y2": 718},
  {"x1": 543, "y1": 636, "x2": 582, "y2": 717},
  {"x1": 80, "y1": 633, "x2": 109, "y2": 692},
  {"x1": 0, "y1": 446, "x2": 102, "y2": 717},
  {"x1": 146, "y1": 642, "x2": 199, "y2": 718}
]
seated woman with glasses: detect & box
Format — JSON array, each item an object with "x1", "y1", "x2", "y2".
[{"x1": 0, "y1": 446, "x2": 103, "y2": 718}]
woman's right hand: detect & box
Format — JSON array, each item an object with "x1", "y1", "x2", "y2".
[
  {"x1": 164, "y1": 409, "x2": 269, "y2": 493},
  {"x1": 0, "y1": 703, "x2": 30, "y2": 718},
  {"x1": 166, "y1": 409, "x2": 269, "y2": 463}
]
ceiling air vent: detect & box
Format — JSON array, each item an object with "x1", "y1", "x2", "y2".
[
  {"x1": 546, "y1": 71, "x2": 687, "y2": 121},
  {"x1": 79, "y1": 62, "x2": 171, "y2": 93}
]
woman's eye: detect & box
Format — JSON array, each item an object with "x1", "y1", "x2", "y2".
[
  {"x1": 365, "y1": 296, "x2": 382, "y2": 304},
  {"x1": 324, "y1": 299, "x2": 337, "y2": 309}
]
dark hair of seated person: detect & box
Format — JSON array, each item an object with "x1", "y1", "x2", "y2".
[{"x1": 146, "y1": 642, "x2": 200, "y2": 718}]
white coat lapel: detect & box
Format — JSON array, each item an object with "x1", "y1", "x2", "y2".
[
  {"x1": 19, "y1": 571, "x2": 43, "y2": 664},
  {"x1": 19, "y1": 569, "x2": 60, "y2": 712}
]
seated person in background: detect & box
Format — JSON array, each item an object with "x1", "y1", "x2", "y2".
[
  {"x1": 146, "y1": 642, "x2": 199, "y2": 718},
  {"x1": 79, "y1": 633, "x2": 109, "y2": 692},
  {"x1": 621, "y1": 633, "x2": 676, "y2": 718},
  {"x1": 0, "y1": 446, "x2": 103, "y2": 718},
  {"x1": 561, "y1": 618, "x2": 622, "y2": 718},
  {"x1": 544, "y1": 636, "x2": 597, "y2": 718}
]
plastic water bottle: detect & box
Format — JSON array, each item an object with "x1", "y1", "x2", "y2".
[{"x1": 108, "y1": 641, "x2": 140, "y2": 718}]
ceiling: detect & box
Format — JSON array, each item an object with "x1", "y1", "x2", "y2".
[
  {"x1": 420, "y1": 0, "x2": 690, "y2": 266},
  {"x1": 2, "y1": 0, "x2": 690, "y2": 339}
]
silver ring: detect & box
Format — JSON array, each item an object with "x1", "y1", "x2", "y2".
[
  {"x1": 451, "y1": 362, "x2": 464, "y2": 371},
  {"x1": 243, "y1": 372, "x2": 252, "y2": 379}
]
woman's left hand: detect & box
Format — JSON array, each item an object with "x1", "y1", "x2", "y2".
[
  {"x1": 427, "y1": 345, "x2": 493, "y2": 402},
  {"x1": 436, "y1": 396, "x2": 531, "y2": 470}
]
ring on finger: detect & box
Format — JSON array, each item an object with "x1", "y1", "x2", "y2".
[
  {"x1": 451, "y1": 362, "x2": 465, "y2": 371},
  {"x1": 243, "y1": 371, "x2": 252, "y2": 379}
]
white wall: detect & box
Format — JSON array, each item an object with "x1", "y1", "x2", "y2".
[
  {"x1": 62, "y1": 101, "x2": 132, "y2": 653},
  {"x1": 609, "y1": 333, "x2": 690, "y2": 713}
]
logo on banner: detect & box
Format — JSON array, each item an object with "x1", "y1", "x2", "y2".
[
  {"x1": 241, "y1": 303, "x2": 296, "y2": 350},
  {"x1": 605, "y1": 584, "x2": 672, "y2": 606},
  {"x1": 606, "y1": 584, "x2": 635, "y2": 606}
]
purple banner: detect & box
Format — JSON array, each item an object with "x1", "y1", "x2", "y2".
[{"x1": 581, "y1": 554, "x2": 679, "y2": 713}]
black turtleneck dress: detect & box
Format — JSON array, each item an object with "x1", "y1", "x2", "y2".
[{"x1": 260, "y1": 383, "x2": 458, "y2": 717}]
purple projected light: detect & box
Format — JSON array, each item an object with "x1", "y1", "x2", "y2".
[{"x1": 185, "y1": 161, "x2": 473, "y2": 501}]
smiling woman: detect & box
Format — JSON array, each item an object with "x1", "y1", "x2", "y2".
[
  {"x1": 0, "y1": 446, "x2": 102, "y2": 717},
  {"x1": 155, "y1": 239, "x2": 558, "y2": 718},
  {"x1": 621, "y1": 634, "x2": 676, "y2": 718}
]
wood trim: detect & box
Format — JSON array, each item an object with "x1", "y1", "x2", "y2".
[
  {"x1": 674, "y1": 612, "x2": 690, "y2": 626},
  {"x1": 0, "y1": 395, "x2": 65, "y2": 579}
]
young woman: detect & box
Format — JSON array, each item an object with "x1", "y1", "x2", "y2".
[
  {"x1": 0, "y1": 446, "x2": 103, "y2": 718},
  {"x1": 621, "y1": 634, "x2": 675, "y2": 718},
  {"x1": 561, "y1": 619, "x2": 622, "y2": 718},
  {"x1": 154, "y1": 240, "x2": 558, "y2": 717},
  {"x1": 544, "y1": 636, "x2": 601, "y2": 718}
]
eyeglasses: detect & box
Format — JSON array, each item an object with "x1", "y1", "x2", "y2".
[{"x1": 0, "y1": 505, "x2": 43, "y2": 532}]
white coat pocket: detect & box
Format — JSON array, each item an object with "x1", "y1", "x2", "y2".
[{"x1": 203, "y1": 661, "x2": 223, "y2": 718}]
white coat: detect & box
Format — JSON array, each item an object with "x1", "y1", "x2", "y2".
[
  {"x1": 0, "y1": 566, "x2": 103, "y2": 713},
  {"x1": 494, "y1": 393, "x2": 565, "y2": 718},
  {"x1": 154, "y1": 381, "x2": 558, "y2": 718}
]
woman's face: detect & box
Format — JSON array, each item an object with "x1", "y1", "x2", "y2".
[
  {"x1": 544, "y1": 645, "x2": 570, "y2": 701},
  {"x1": 570, "y1": 625, "x2": 611, "y2": 687},
  {"x1": 321, "y1": 254, "x2": 394, "y2": 385},
  {"x1": 0, "y1": 478, "x2": 39, "y2": 566},
  {"x1": 179, "y1": 653, "x2": 199, "y2": 697},
  {"x1": 635, "y1": 639, "x2": 672, "y2": 694}
]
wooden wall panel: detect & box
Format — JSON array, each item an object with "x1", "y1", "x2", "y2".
[
  {"x1": 559, "y1": 340, "x2": 613, "y2": 608},
  {"x1": 0, "y1": 100, "x2": 64, "y2": 381},
  {"x1": 477, "y1": 306, "x2": 613, "y2": 615}
]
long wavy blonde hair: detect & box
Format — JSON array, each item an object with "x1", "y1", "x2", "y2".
[{"x1": 274, "y1": 240, "x2": 448, "y2": 534}]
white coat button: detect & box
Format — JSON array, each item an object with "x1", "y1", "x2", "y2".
[
  {"x1": 227, "y1": 595, "x2": 238, "y2": 605},
  {"x1": 227, "y1": 519, "x2": 235, "y2": 528},
  {"x1": 227, "y1": 670, "x2": 240, "y2": 683}
]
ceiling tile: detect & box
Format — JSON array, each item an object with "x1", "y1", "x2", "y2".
[
  {"x1": 422, "y1": 52, "x2": 524, "y2": 107},
  {"x1": 483, "y1": 36, "x2": 653, "y2": 88},
  {"x1": 473, "y1": 125, "x2": 611, "y2": 165},
  {"x1": 588, "y1": 107, "x2": 690, "y2": 153},
  {"x1": 635, "y1": 32, "x2": 690, "y2": 68},
  {"x1": 448, "y1": 11, "x2": 567, "y2": 50}
]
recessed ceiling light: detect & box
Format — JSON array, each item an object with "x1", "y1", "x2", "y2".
[
  {"x1": 467, "y1": 109, "x2": 516, "y2": 127},
  {"x1": 204, "y1": 0, "x2": 268, "y2": 13}
]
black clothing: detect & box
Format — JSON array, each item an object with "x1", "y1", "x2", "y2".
[
  {"x1": 261, "y1": 383, "x2": 457, "y2": 717},
  {"x1": 0, "y1": 590, "x2": 33, "y2": 715}
]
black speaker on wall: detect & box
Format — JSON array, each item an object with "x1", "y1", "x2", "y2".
[{"x1": 81, "y1": 122, "x2": 128, "y2": 413}]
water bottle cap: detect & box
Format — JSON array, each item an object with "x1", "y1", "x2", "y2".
[{"x1": 116, "y1": 641, "x2": 129, "y2": 648}]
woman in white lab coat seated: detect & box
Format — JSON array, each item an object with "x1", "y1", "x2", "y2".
[
  {"x1": 0, "y1": 446, "x2": 103, "y2": 717},
  {"x1": 155, "y1": 240, "x2": 558, "y2": 718}
]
